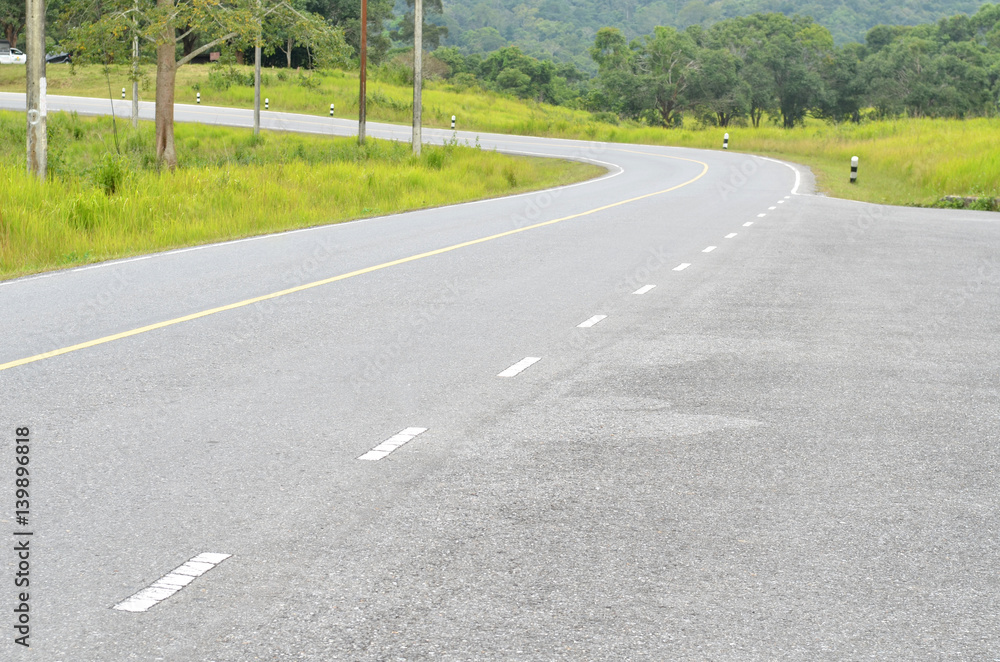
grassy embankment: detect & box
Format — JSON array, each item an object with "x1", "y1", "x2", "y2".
[
  {"x1": 6, "y1": 64, "x2": 994, "y2": 209},
  {"x1": 0, "y1": 110, "x2": 602, "y2": 280}
]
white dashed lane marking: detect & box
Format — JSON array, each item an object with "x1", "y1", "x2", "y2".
[
  {"x1": 743, "y1": 222, "x2": 754, "y2": 227},
  {"x1": 757, "y1": 213, "x2": 766, "y2": 217},
  {"x1": 768, "y1": 206, "x2": 776, "y2": 210},
  {"x1": 112, "y1": 553, "x2": 231, "y2": 613},
  {"x1": 633, "y1": 284, "x2": 656, "y2": 295},
  {"x1": 577, "y1": 315, "x2": 607, "y2": 328},
  {"x1": 673, "y1": 263, "x2": 691, "y2": 271},
  {"x1": 498, "y1": 356, "x2": 541, "y2": 377},
  {"x1": 358, "y1": 427, "x2": 428, "y2": 461},
  {"x1": 702, "y1": 246, "x2": 716, "y2": 253},
  {"x1": 725, "y1": 233, "x2": 737, "y2": 239}
]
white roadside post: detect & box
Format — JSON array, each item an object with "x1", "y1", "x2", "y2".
[
  {"x1": 196, "y1": 92, "x2": 200, "y2": 104},
  {"x1": 330, "y1": 103, "x2": 335, "y2": 116},
  {"x1": 121, "y1": 87, "x2": 125, "y2": 99},
  {"x1": 723, "y1": 132, "x2": 729, "y2": 150},
  {"x1": 451, "y1": 115, "x2": 456, "y2": 130},
  {"x1": 265, "y1": 98, "x2": 269, "y2": 111},
  {"x1": 850, "y1": 156, "x2": 859, "y2": 183}
]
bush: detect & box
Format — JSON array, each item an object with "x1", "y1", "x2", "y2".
[{"x1": 93, "y1": 153, "x2": 126, "y2": 195}]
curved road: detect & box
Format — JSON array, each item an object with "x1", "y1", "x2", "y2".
[{"x1": 1, "y1": 93, "x2": 999, "y2": 660}]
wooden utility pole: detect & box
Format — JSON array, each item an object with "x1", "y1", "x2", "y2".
[
  {"x1": 411, "y1": 0, "x2": 422, "y2": 155},
  {"x1": 358, "y1": 0, "x2": 367, "y2": 145},
  {"x1": 26, "y1": 0, "x2": 46, "y2": 179}
]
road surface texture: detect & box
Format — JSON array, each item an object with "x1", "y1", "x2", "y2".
[{"x1": 1, "y1": 94, "x2": 999, "y2": 660}]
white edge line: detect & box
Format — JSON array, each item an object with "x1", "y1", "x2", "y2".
[
  {"x1": 0, "y1": 130, "x2": 626, "y2": 287},
  {"x1": 498, "y1": 356, "x2": 541, "y2": 377},
  {"x1": 757, "y1": 156, "x2": 803, "y2": 196},
  {"x1": 112, "y1": 553, "x2": 231, "y2": 613}
]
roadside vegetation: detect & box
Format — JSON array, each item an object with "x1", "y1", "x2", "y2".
[
  {"x1": 5, "y1": 63, "x2": 998, "y2": 209},
  {"x1": 0, "y1": 110, "x2": 603, "y2": 280}
]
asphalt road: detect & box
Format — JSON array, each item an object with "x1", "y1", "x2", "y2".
[{"x1": 1, "y1": 94, "x2": 999, "y2": 661}]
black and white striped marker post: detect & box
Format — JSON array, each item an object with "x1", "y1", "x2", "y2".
[
  {"x1": 850, "y1": 156, "x2": 858, "y2": 184},
  {"x1": 723, "y1": 132, "x2": 729, "y2": 150},
  {"x1": 330, "y1": 103, "x2": 334, "y2": 116},
  {"x1": 451, "y1": 115, "x2": 456, "y2": 130},
  {"x1": 122, "y1": 88, "x2": 125, "y2": 100},
  {"x1": 265, "y1": 98, "x2": 269, "y2": 110},
  {"x1": 196, "y1": 92, "x2": 200, "y2": 104}
]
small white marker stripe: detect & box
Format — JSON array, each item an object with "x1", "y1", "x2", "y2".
[
  {"x1": 113, "y1": 553, "x2": 231, "y2": 613},
  {"x1": 702, "y1": 246, "x2": 716, "y2": 253},
  {"x1": 673, "y1": 263, "x2": 690, "y2": 271},
  {"x1": 725, "y1": 233, "x2": 737, "y2": 239},
  {"x1": 577, "y1": 315, "x2": 607, "y2": 328},
  {"x1": 744, "y1": 222, "x2": 754, "y2": 227},
  {"x1": 777, "y1": 200, "x2": 785, "y2": 204},
  {"x1": 174, "y1": 561, "x2": 214, "y2": 576},
  {"x1": 633, "y1": 284, "x2": 656, "y2": 295},
  {"x1": 768, "y1": 206, "x2": 776, "y2": 210},
  {"x1": 498, "y1": 356, "x2": 541, "y2": 377},
  {"x1": 358, "y1": 427, "x2": 428, "y2": 460},
  {"x1": 757, "y1": 213, "x2": 766, "y2": 217}
]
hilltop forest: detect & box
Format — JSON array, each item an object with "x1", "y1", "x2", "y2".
[
  {"x1": 440, "y1": 0, "x2": 993, "y2": 70},
  {"x1": 431, "y1": 5, "x2": 1000, "y2": 127}
]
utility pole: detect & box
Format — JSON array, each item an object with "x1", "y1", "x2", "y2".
[
  {"x1": 254, "y1": 0, "x2": 262, "y2": 136},
  {"x1": 132, "y1": 0, "x2": 139, "y2": 128},
  {"x1": 26, "y1": 0, "x2": 46, "y2": 179},
  {"x1": 411, "y1": 0, "x2": 422, "y2": 155},
  {"x1": 358, "y1": 0, "x2": 367, "y2": 145}
]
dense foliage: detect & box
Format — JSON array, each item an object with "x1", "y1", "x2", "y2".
[
  {"x1": 426, "y1": 5, "x2": 1000, "y2": 127},
  {"x1": 440, "y1": 0, "x2": 992, "y2": 71}
]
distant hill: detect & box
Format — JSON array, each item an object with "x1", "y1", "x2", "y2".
[{"x1": 439, "y1": 0, "x2": 991, "y2": 70}]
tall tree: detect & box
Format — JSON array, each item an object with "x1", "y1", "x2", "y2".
[
  {"x1": 0, "y1": 0, "x2": 25, "y2": 47},
  {"x1": 65, "y1": 0, "x2": 348, "y2": 168}
]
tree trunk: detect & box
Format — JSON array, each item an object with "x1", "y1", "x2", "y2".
[
  {"x1": 155, "y1": 37, "x2": 177, "y2": 169},
  {"x1": 6, "y1": 25, "x2": 18, "y2": 48},
  {"x1": 286, "y1": 37, "x2": 293, "y2": 68}
]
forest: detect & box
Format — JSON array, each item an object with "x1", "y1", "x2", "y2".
[{"x1": 431, "y1": 5, "x2": 1000, "y2": 127}]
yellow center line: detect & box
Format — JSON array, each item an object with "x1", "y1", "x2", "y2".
[{"x1": 1, "y1": 156, "x2": 708, "y2": 373}]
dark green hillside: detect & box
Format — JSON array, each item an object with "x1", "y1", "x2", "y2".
[{"x1": 440, "y1": 0, "x2": 991, "y2": 69}]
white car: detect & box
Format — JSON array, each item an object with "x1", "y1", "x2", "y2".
[{"x1": 0, "y1": 47, "x2": 26, "y2": 64}]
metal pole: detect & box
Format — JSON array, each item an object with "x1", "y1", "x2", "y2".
[
  {"x1": 412, "y1": 0, "x2": 422, "y2": 155},
  {"x1": 25, "y1": 0, "x2": 46, "y2": 179},
  {"x1": 358, "y1": 0, "x2": 367, "y2": 145}
]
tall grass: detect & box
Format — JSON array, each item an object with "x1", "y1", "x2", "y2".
[{"x1": 0, "y1": 111, "x2": 602, "y2": 280}]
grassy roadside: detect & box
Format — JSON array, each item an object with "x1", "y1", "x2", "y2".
[
  {"x1": 6, "y1": 64, "x2": 995, "y2": 208},
  {"x1": 0, "y1": 110, "x2": 604, "y2": 280}
]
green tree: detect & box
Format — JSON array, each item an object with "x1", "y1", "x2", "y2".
[{"x1": 64, "y1": 0, "x2": 348, "y2": 168}]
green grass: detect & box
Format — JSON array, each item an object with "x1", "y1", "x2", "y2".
[
  {"x1": 0, "y1": 110, "x2": 603, "y2": 280},
  {"x1": 4, "y1": 64, "x2": 997, "y2": 208}
]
